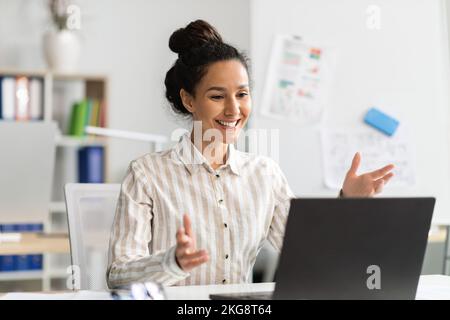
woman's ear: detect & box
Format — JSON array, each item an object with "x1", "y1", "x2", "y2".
[{"x1": 180, "y1": 89, "x2": 195, "y2": 114}]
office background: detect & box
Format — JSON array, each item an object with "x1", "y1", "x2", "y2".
[{"x1": 0, "y1": 0, "x2": 449, "y2": 292}]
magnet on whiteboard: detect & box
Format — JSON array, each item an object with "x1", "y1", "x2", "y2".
[{"x1": 364, "y1": 108, "x2": 399, "y2": 136}]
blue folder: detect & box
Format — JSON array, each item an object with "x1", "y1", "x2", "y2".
[{"x1": 78, "y1": 146, "x2": 105, "y2": 183}]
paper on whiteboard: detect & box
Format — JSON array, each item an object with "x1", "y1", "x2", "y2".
[
  {"x1": 260, "y1": 35, "x2": 334, "y2": 125},
  {"x1": 321, "y1": 128, "x2": 415, "y2": 189}
]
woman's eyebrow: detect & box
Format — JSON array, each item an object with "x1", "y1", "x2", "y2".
[
  {"x1": 206, "y1": 86, "x2": 226, "y2": 92},
  {"x1": 206, "y1": 84, "x2": 249, "y2": 92}
]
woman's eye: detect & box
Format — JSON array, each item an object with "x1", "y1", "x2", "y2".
[
  {"x1": 237, "y1": 92, "x2": 249, "y2": 98},
  {"x1": 211, "y1": 95, "x2": 224, "y2": 100}
]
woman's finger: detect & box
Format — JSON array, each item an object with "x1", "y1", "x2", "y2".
[
  {"x1": 347, "y1": 152, "x2": 361, "y2": 176},
  {"x1": 381, "y1": 172, "x2": 394, "y2": 184},
  {"x1": 176, "y1": 227, "x2": 185, "y2": 242},
  {"x1": 183, "y1": 214, "x2": 194, "y2": 238},
  {"x1": 177, "y1": 234, "x2": 192, "y2": 249},
  {"x1": 183, "y1": 255, "x2": 209, "y2": 269},
  {"x1": 183, "y1": 249, "x2": 208, "y2": 261},
  {"x1": 369, "y1": 164, "x2": 395, "y2": 180},
  {"x1": 177, "y1": 250, "x2": 208, "y2": 266},
  {"x1": 374, "y1": 179, "x2": 385, "y2": 194}
]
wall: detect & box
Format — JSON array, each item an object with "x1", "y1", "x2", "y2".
[
  {"x1": 0, "y1": 0, "x2": 251, "y2": 181},
  {"x1": 249, "y1": 0, "x2": 450, "y2": 225}
]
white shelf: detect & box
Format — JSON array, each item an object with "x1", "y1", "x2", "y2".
[
  {"x1": 49, "y1": 201, "x2": 66, "y2": 213},
  {"x1": 0, "y1": 270, "x2": 43, "y2": 281},
  {"x1": 0, "y1": 269, "x2": 69, "y2": 281},
  {"x1": 44, "y1": 268, "x2": 68, "y2": 279},
  {"x1": 0, "y1": 69, "x2": 108, "y2": 290},
  {"x1": 55, "y1": 135, "x2": 108, "y2": 147}
]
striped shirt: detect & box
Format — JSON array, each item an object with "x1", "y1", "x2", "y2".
[{"x1": 106, "y1": 132, "x2": 294, "y2": 288}]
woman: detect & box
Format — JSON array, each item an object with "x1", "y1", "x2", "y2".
[{"x1": 106, "y1": 20, "x2": 394, "y2": 288}]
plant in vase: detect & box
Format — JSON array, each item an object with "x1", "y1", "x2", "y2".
[{"x1": 43, "y1": 0, "x2": 81, "y2": 72}]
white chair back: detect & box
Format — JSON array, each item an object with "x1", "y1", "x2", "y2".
[{"x1": 65, "y1": 183, "x2": 120, "y2": 290}]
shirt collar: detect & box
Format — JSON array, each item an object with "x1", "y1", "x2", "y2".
[{"x1": 174, "y1": 133, "x2": 240, "y2": 176}]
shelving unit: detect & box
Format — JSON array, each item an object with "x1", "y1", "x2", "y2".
[{"x1": 0, "y1": 69, "x2": 109, "y2": 291}]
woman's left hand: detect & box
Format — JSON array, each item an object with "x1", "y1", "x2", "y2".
[{"x1": 341, "y1": 152, "x2": 395, "y2": 198}]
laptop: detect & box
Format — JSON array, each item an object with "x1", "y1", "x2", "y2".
[{"x1": 210, "y1": 198, "x2": 435, "y2": 300}]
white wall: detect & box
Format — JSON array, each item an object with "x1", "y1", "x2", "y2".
[{"x1": 0, "y1": 0, "x2": 250, "y2": 181}]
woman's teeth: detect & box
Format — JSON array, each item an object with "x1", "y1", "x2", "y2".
[{"x1": 216, "y1": 120, "x2": 238, "y2": 127}]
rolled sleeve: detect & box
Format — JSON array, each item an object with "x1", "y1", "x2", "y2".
[{"x1": 106, "y1": 160, "x2": 190, "y2": 288}]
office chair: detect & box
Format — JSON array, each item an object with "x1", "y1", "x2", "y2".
[{"x1": 64, "y1": 183, "x2": 121, "y2": 290}]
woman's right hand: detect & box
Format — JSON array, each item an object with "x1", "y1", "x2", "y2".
[{"x1": 175, "y1": 213, "x2": 209, "y2": 272}]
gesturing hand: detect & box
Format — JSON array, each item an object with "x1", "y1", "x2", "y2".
[
  {"x1": 175, "y1": 214, "x2": 209, "y2": 272},
  {"x1": 342, "y1": 152, "x2": 395, "y2": 198}
]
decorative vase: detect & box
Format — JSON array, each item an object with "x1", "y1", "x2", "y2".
[{"x1": 43, "y1": 30, "x2": 80, "y2": 72}]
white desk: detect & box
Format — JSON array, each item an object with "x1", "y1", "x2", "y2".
[{"x1": 1, "y1": 275, "x2": 450, "y2": 300}]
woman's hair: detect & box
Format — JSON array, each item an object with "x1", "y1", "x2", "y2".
[{"x1": 164, "y1": 20, "x2": 250, "y2": 117}]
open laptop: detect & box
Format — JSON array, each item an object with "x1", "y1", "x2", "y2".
[{"x1": 210, "y1": 198, "x2": 435, "y2": 300}]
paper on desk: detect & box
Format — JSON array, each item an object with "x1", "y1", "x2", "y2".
[
  {"x1": 321, "y1": 127, "x2": 415, "y2": 189},
  {"x1": 416, "y1": 275, "x2": 450, "y2": 300},
  {"x1": 0, "y1": 290, "x2": 111, "y2": 300},
  {"x1": 0, "y1": 232, "x2": 22, "y2": 242}
]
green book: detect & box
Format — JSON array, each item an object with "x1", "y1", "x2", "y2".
[
  {"x1": 68, "y1": 102, "x2": 79, "y2": 135},
  {"x1": 70, "y1": 100, "x2": 88, "y2": 136}
]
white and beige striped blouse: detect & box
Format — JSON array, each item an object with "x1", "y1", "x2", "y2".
[{"x1": 106, "y1": 132, "x2": 294, "y2": 288}]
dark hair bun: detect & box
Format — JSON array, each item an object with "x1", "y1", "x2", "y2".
[
  {"x1": 165, "y1": 20, "x2": 250, "y2": 118},
  {"x1": 169, "y1": 20, "x2": 223, "y2": 56}
]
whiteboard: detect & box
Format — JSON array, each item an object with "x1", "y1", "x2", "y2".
[{"x1": 249, "y1": 0, "x2": 450, "y2": 225}]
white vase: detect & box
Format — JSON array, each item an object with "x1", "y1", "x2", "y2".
[{"x1": 43, "y1": 30, "x2": 81, "y2": 72}]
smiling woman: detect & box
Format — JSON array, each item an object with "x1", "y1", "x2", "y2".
[
  {"x1": 165, "y1": 20, "x2": 251, "y2": 151},
  {"x1": 106, "y1": 19, "x2": 395, "y2": 289}
]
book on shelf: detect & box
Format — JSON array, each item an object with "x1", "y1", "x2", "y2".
[
  {"x1": 0, "y1": 76, "x2": 43, "y2": 121},
  {"x1": 0, "y1": 77, "x2": 16, "y2": 120},
  {"x1": 0, "y1": 223, "x2": 44, "y2": 272},
  {"x1": 0, "y1": 77, "x2": 2, "y2": 119},
  {"x1": 15, "y1": 77, "x2": 30, "y2": 121},
  {"x1": 68, "y1": 98, "x2": 105, "y2": 136},
  {"x1": 78, "y1": 146, "x2": 105, "y2": 183},
  {"x1": 29, "y1": 78, "x2": 44, "y2": 120}
]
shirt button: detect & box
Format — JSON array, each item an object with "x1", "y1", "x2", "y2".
[
  {"x1": 224, "y1": 223, "x2": 228, "y2": 228},
  {"x1": 225, "y1": 254, "x2": 229, "y2": 259},
  {"x1": 216, "y1": 174, "x2": 220, "y2": 178},
  {"x1": 222, "y1": 279, "x2": 227, "y2": 284},
  {"x1": 218, "y1": 199, "x2": 224, "y2": 204}
]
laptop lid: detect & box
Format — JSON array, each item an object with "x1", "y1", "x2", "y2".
[
  {"x1": 0, "y1": 122, "x2": 56, "y2": 224},
  {"x1": 273, "y1": 198, "x2": 435, "y2": 300}
]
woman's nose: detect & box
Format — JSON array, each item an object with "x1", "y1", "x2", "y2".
[{"x1": 224, "y1": 97, "x2": 240, "y2": 116}]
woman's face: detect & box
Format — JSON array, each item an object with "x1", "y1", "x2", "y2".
[{"x1": 181, "y1": 59, "x2": 251, "y2": 144}]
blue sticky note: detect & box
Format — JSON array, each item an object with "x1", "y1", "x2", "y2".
[{"x1": 364, "y1": 108, "x2": 399, "y2": 136}]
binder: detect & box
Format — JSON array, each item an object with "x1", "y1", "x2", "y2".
[
  {"x1": 15, "y1": 76, "x2": 30, "y2": 121},
  {"x1": 0, "y1": 224, "x2": 17, "y2": 271},
  {"x1": 90, "y1": 99, "x2": 100, "y2": 126},
  {"x1": 1, "y1": 77, "x2": 15, "y2": 120},
  {"x1": 0, "y1": 77, "x2": 2, "y2": 120},
  {"x1": 78, "y1": 146, "x2": 105, "y2": 183},
  {"x1": 27, "y1": 224, "x2": 43, "y2": 270},
  {"x1": 14, "y1": 224, "x2": 30, "y2": 270},
  {"x1": 85, "y1": 99, "x2": 93, "y2": 130},
  {"x1": 29, "y1": 78, "x2": 43, "y2": 120}
]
